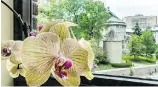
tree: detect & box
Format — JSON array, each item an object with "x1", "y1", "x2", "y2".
[
  {"x1": 133, "y1": 22, "x2": 142, "y2": 36},
  {"x1": 74, "y1": 0, "x2": 110, "y2": 43},
  {"x1": 128, "y1": 35, "x2": 145, "y2": 58},
  {"x1": 140, "y1": 30, "x2": 157, "y2": 57},
  {"x1": 38, "y1": 0, "x2": 110, "y2": 47}
]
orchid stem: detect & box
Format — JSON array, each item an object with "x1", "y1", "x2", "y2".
[{"x1": 70, "y1": 28, "x2": 76, "y2": 40}]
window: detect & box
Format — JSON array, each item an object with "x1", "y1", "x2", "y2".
[{"x1": 11, "y1": 0, "x2": 158, "y2": 86}]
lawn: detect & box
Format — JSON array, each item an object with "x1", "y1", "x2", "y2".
[{"x1": 93, "y1": 64, "x2": 115, "y2": 71}]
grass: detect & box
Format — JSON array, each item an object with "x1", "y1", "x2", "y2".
[
  {"x1": 93, "y1": 64, "x2": 115, "y2": 71},
  {"x1": 132, "y1": 60, "x2": 155, "y2": 65},
  {"x1": 122, "y1": 55, "x2": 157, "y2": 64}
]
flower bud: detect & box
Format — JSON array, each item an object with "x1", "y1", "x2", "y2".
[
  {"x1": 30, "y1": 31, "x2": 37, "y2": 37},
  {"x1": 38, "y1": 25, "x2": 43, "y2": 31}
]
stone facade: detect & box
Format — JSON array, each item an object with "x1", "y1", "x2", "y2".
[
  {"x1": 123, "y1": 14, "x2": 157, "y2": 29},
  {"x1": 153, "y1": 31, "x2": 158, "y2": 44},
  {"x1": 103, "y1": 41, "x2": 122, "y2": 63}
]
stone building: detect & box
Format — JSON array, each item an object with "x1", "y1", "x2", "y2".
[
  {"x1": 103, "y1": 9, "x2": 126, "y2": 63},
  {"x1": 152, "y1": 24, "x2": 158, "y2": 44},
  {"x1": 122, "y1": 14, "x2": 157, "y2": 29}
]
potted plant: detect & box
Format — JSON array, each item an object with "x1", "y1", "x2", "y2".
[{"x1": 1, "y1": 20, "x2": 95, "y2": 86}]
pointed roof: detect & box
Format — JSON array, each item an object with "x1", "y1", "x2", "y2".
[{"x1": 106, "y1": 7, "x2": 126, "y2": 25}]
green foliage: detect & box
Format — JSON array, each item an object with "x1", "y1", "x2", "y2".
[
  {"x1": 94, "y1": 64, "x2": 115, "y2": 71},
  {"x1": 146, "y1": 57, "x2": 157, "y2": 63},
  {"x1": 128, "y1": 30, "x2": 156, "y2": 59},
  {"x1": 156, "y1": 49, "x2": 158, "y2": 59},
  {"x1": 38, "y1": 0, "x2": 110, "y2": 43},
  {"x1": 94, "y1": 58, "x2": 99, "y2": 64},
  {"x1": 128, "y1": 35, "x2": 145, "y2": 58},
  {"x1": 90, "y1": 39, "x2": 107, "y2": 63},
  {"x1": 133, "y1": 22, "x2": 142, "y2": 36},
  {"x1": 74, "y1": 0, "x2": 110, "y2": 41},
  {"x1": 92, "y1": 46, "x2": 107, "y2": 63},
  {"x1": 122, "y1": 55, "x2": 134, "y2": 60},
  {"x1": 111, "y1": 61, "x2": 133, "y2": 68},
  {"x1": 140, "y1": 30, "x2": 157, "y2": 57}
]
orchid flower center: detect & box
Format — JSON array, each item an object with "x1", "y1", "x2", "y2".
[
  {"x1": 1, "y1": 47, "x2": 11, "y2": 57},
  {"x1": 54, "y1": 54, "x2": 72, "y2": 79}
]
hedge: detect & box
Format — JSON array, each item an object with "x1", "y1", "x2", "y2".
[
  {"x1": 111, "y1": 62, "x2": 133, "y2": 68},
  {"x1": 122, "y1": 55, "x2": 157, "y2": 64},
  {"x1": 146, "y1": 57, "x2": 157, "y2": 63}
]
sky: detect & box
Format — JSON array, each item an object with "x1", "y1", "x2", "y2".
[{"x1": 102, "y1": 0, "x2": 158, "y2": 19}]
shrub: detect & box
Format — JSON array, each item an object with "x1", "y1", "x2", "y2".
[
  {"x1": 92, "y1": 45, "x2": 107, "y2": 63},
  {"x1": 94, "y1": 58, "x2": 99, "y2": 64},
  {"x1": 146, "y1": 57, "x2": 157, "y2": 63},
  {"x1": 131, "y1": 56, "x2": 146, "y2": 62},
  {"x1": 123, "y1": 54, "x2": 156, "y2": 64},
  {"x1": 156, "y1": 50, "x2": 158, "y2": 59},
  {"x1": 122, "y1": 55, "x2": 134, "y2": 60},
  {"x1": 89, "y1": 39, "x2": 108, "y2": 63},
  {"x1": 111, "y1": 62, "x2": 133, "y2": 68}
]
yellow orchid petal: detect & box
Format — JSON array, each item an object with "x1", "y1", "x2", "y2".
[
  {"x1": 6, "y1": 59, "x2": 19, "y2": 78},
  {"x1": 78, "y1": 38, "x2": 94, "y2": 80},
  {"x1": 1, "y1": 40, "x2": 22, "y2": 60},
  {"x1": 11, "y1": 41, "x2": 23, "y2": 61},
  {"x1": 25, "y1": 70, "x2": 50, "y2": 86},
  {"x1": 10, "y1": 70, "x2": 19, "y2": 78},
  {"x1": 18, "y1": 64, "x2": 26, "y2": 77},
  {"x1": 62, "y1": 39, "x2": 89, "y2": 74},
  {"x1": 9, "y1": 56, "x2": 21, "y2": 65},
  {"x1": 49, "y1": 23, "x2": 71, "y2": 43},
  {"x1": 61, "y1": 39, "x2": 81, "y2": 55},
  {"x1": 51, "y1": 70, "x2": 80, "y2": 86},
  {"x1": 79, "y1": 38, "x2": 94, "y2": 69},
  {"x1": 19, "y1": 68, "x2": 26, "y2": 77},
  {"x1": 22, "y1": 32, "x2": 59, "y2": 75},
  {"x1": 39, "y1": 20, "x2": 61, "y2": 33},
  {"x1": 83, "y1": 70, "x2": 94, "y2": 80},
  {"x1": 1, "y1": 40, "x2": 23, "y2": 62},
  {"x1": 1, "y1": 40, "x2": 14, "y2": 50}
]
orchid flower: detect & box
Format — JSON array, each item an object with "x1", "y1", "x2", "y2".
[
  {"x1": 21, "y1": 32, "x2": 89, "y2": 86},
  {"x1": 1, "y1": 40, "x2": 23, "y2": 60},
  {"x1": 30, "y1": 31, "x2": 37, "y2": 37},
  {"x1": 49, "y1": 23, "x2": 94, "y2": 80},
  {"x1": 6, "y1": 56, "x2": 26, "y2": 78},
  {"x1": 1, "y1": 40, "x2": 26, "y2": 77}
]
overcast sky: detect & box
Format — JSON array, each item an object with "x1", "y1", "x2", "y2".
[{"x1": 102, "y1": 0, "x2": 158, "y2": 19}]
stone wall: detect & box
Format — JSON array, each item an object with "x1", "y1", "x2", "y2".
[
  {"x1": 103, "y1": 41, "x2": 122, "y2": 63},
  {"x1": 94, "y1": 64, "x2": 158, "y2": 77}
]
